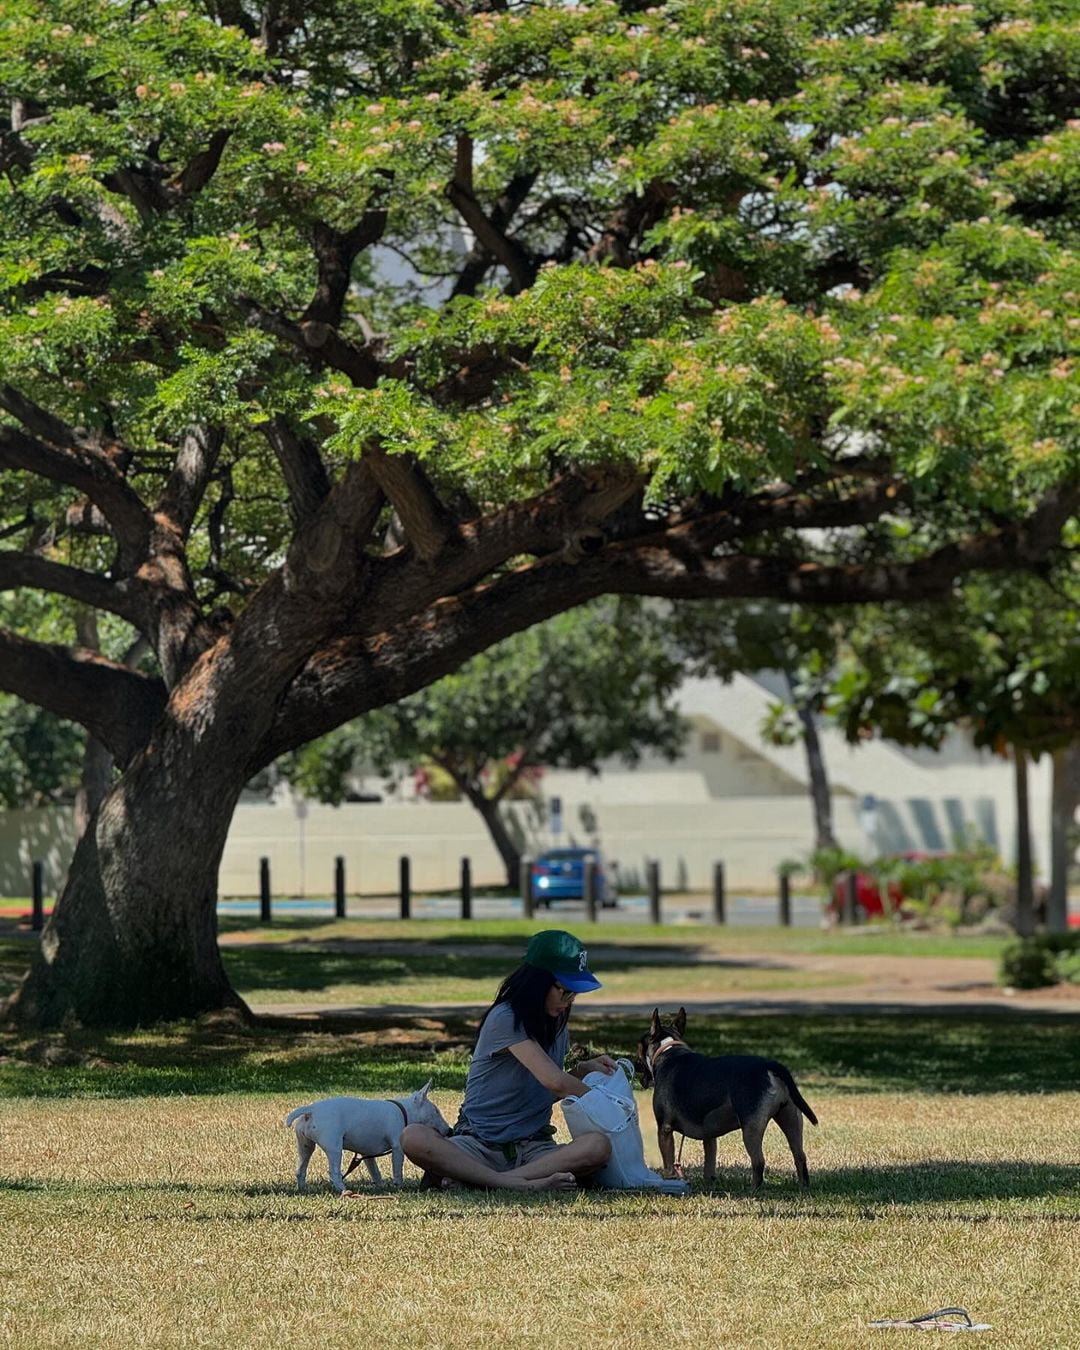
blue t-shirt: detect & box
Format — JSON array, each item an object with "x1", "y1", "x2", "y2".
[{"x1": 455, "y1": 1001, "x2": 570, "y2": 1144}]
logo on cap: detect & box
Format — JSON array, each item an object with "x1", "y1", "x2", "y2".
[{"x1": 578, "y1": 949, "x2": 588, "y2": 971}]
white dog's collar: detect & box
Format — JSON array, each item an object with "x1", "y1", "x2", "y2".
[{"x1": 649, "y1": 1035, "x2": 684, "y2": 1070}]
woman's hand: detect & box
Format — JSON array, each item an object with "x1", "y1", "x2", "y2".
[{"x1": 576, "y1": 1054, "x2": 618, "y2": 1077}]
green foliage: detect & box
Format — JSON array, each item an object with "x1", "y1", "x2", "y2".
[
  {"x1": 806, "y1": 840, "x2": 1011, "y2": 925},
  {"x1": 883, "y1": 842, "x2": 1010, "y2": 928},
  {"x1": 4, "y1": 0, "x2": 1080, "y2": 800},
  {"x1": 3, "y1": 0, "x2": 1078, "y2": 533},
  {"x1": 999, "y1": 933, "x2": 1080, "y2": 989},
  {"x1": 827, "y1": 569, "x2": 1080, "y2": 756},
  {"x1": 807, "y1": 846, "x2": 865, "y2": 895},
  {"x1": 0, "y1": 695, "x2": 82, "y2": 808}
]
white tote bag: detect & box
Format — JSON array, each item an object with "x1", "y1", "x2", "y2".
[{"x1": 561, "y1": 1059, "x2": 689, "y2": 1194}]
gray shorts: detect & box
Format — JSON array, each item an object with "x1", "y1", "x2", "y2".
[{"x1": 445, "y1": 1133, "x2": 561, "y2": 1173}]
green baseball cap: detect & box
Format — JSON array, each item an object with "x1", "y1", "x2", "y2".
[{"x1": 524, "y1": 930, "x2": 601, "y2": 993}]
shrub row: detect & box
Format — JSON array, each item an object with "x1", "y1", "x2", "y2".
[{"x1": 999, "y1": 933, "x2": 1080, "y2": 990}]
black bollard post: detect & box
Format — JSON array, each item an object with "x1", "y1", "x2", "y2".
[
  {"x1": 778, "y1": 870, "x2": 792, "y2": 927},
  {"x1": 777, "y1": 874, "x2": 793, "y2": 928},
  {"x1": 520, "y1": 856, "x2": 534, "y2": 919},
  {"x1": 844, "y1": 871, "x2": 859, "y2": 926},
  {"x1": 31, "y1": 860, "x2": 44, "y2": 932},
  {"x1": 461, "y1": 857, "x2": 472, "y2": 920},
  {"x1": 399, "y1": 855, "x2": 411, "y2": 920},
  {"x1": 712, "y1": 861, "x2": 726, "y2": 925},
  {"x1": 259, "y1": 857, "x2": 272, "y2": 924},
  {"x1": 584, "y1": 858, "x2": 597, "y2": 923},
  {"x1": 647, "y1": 859, "x2": 661, "y2": 925},
  {"x1": 334, "y1": 856, "x2": 346, "y2": 919}
]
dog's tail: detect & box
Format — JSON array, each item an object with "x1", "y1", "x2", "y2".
[
  {"x1": 285, "y1": 1105, "x2": 313, "y2": 1128},
  {"x1": 768, "y1": 1063, "x2": 818, "y2": 1126}
]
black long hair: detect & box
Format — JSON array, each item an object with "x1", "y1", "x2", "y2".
[{"x1": 475, "y1": 964, "x2": 569, "y2": 1050}]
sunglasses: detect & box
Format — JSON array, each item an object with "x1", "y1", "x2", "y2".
[{"x1": 552, "y1": 982, "x2": 577, "y2": 1002}]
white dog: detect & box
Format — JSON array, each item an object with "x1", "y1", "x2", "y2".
[{"x1": 285, "y1": 1082, "x2": 450, "y2": 1192}]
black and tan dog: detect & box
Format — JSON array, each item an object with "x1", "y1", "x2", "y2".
[{"x1": 637, "y1": 1007, "x2": 818, "y2": 1189}]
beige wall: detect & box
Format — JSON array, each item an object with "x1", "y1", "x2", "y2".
[
  {"x1": 0, "y1": 780, "x2": 1035, "y2": 899},
  {"x1": 206, "y1": 797, "x2": 846, "y2": 895},
  {"x1": 0, "y1": 808, "x2": 76, "y2": 897}
]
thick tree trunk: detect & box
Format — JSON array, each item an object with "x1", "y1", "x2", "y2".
[
  {"x1": 5, "y1": 607, "x2": 305, "y2": 1028},
  {"x1": 1013, "y1": 744, "x2": 1035, "y2": 937},
  {"x1": 1048, "y1": 742, "x2": 1080, "y2": 934},
  {"x1": 469, "y1": 790, "x2": 521, "y2": 889},
  {"x1": 73, "y1": 735, "x2": 113, "y2": 843},
  {"x1": 72, "y1": 611, "x2": 114, "y2": 842},
  {"x1": 7, "y1": 746, "x2": 246, "y2": 1028}
]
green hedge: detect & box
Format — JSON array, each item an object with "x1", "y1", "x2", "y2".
[{"x1": 999, "y1": 933, "x2": 1080, "y2": 989}]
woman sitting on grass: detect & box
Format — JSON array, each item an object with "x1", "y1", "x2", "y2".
[{"x1": 401, "y1": 930, "x2": 614, "y2": 1191}]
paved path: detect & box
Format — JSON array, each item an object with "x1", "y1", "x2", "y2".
[{"x1": 219, "y1": 892, "x2": 828, "y2": 925}]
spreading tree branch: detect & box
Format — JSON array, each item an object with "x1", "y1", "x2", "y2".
[
  {"x1": 363, "y1": 444, "x2": 455, "y2": 560},
  {"x1": 262, "y1": 417, "x2": 331, "y2": 526},
  {"x1": 0, "y1": 418, "x2": 151, "y2": 569},
  {"x1": 258, "y1": 477, "x2": 1080, "y2": 765},
  {"x1": 451, "y1": 170, "x2": 538, "y2": 298},
  {"x1": 446, "y1": 137, "x2": 536, "y2": 293},
  {"x1": 0, "y1": 628, "x2": 165, "y2": 765},
  {"x1": 0, "y1": 551, "x2": 146, "y2": 626},
  {"x1": 156, "y1": 426, "x2": 225, "y2": 540},
  {"x1": 243, "y1": 303, "x2": 381, "y2": 387}
]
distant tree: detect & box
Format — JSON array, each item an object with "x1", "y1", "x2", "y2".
[
  {"x1": 828, "y1": 568, "x2": 1080, "y2": 934},
  {"x1": 0, "y1": 697, "x2": 81, "y2": 810},
  {"x1": 673, "y1": 602, "x2": 842, "y2": 850},
  {"x1": 286, "y1": 601, "x2": 687, "y2": 885}
]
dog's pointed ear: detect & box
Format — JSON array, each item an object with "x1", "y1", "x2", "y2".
[
  {"x1": 650, "y1": 1008, "x2": 661, "y2": 1037},
  {"x1": 419, "y1": 1078, "x2": 433, "y2": 1097},
  {"x1": 675, "y1": 1007, "x2": 687, "y2": 1037}
]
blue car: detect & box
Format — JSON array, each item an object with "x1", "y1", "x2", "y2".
[{"x1": 531, "y1": 848, "x2": 613, "y2": 907}]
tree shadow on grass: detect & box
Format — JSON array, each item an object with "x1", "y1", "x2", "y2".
[
  {"x1": 219, "y1": 943, "x2": 781, "y2": 998},
  {"x1": 5, "y1": 1163, "x2": 1078, "y2": 1218},
  {"x1": 583, "y1": 1012, "x2": 1080, "y2": 1097},
  {"x1": 0, "y1": 1012, "x2": 478, "y2": 1099},
  {"x1": 1, "y1": 1010, "x2": 1077, "y2": 1100},
  {"x1": 693, "y1": 1160, "x2": 1080, "y2": 1209}
]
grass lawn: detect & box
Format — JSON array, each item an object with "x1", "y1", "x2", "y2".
[
  {"x1": 214, "y1": 912, "x2": 1013, "y2": 960},
  {"x1": 215, "y1": 915, "x2": 1006, "y2": 1008},
  {"x1": 2, "y1": 915, "x2": 1010, "y2": 1010},
  {"x1": 1, "y1": 922, "x2": 1077, "y2": 1347}
]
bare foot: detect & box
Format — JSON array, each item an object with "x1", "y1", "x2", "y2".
[{"x1": 514, "y1": 1172, "x2": 578, "y2": 1192}]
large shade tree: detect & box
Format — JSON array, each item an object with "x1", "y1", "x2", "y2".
[{"x1": 2, "y1": 0, "x2": 1079, "y2": 1025}]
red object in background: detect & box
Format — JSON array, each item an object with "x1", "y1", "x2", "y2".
[
  {"x1": 830, "y1": 852, "x2": 940, "y2": 917},
  {"x1": 832, "y1": 871, "x2": 903, "y2": 916}
]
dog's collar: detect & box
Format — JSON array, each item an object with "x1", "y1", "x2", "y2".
[
  {"x1": 342, "y1": 1099, "x2": 410, "y2": 1180},
  {"x1": 649, "y1": 1035, "x2": 685, "y2": 1071}
]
